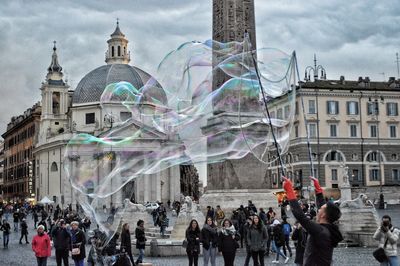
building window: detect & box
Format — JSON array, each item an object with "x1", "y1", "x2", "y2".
[
  {"x1": 326, "y1": 150, "x2": 344, "y2": 162},
  {"x1": 118, "y1": 46, "x2": 121, "y2": 56},
  {"x1": 50, "y1": 162, "x2": 58, "y2": 172},
  {"x1": 369, "y1": 169, "x2": 379, "y2": 181},
  {"x1": 347, "y1": 101, "x2": 359, "y2": 115},
  {"x1": 392, "y1": 154, "x2": 398, "y2": 161},
  {"x1": 352, "y1": 169, "x2": 359, "y2": 181},
  {"x1": 294, "y1": 125, "x2": 299, "y2": 138},
  {"x1": 370, "y1": 125, "x2": 377, "y2": 138},
  {"x1": 386, "y1": 102, "x2": 398, "y2": 116},
  {"x1": 120, "y1": 112, "x2": 132, "y2": 121},
  {"x1": 351, "y1": 153, "x2": 358, "y2": 160},
  {"x1": 367, "y1": 101, "x2": 379, "y2": 115},
  {"x1": 331, "y1": 169, "x2": 338, "y2": 181},
  {"x1": 277, "y1": 108, "x2": 283, "y2": 119},
  {"x1": 350, "y1": 124, "x2": 357, "y2": 137},
  {"x1": 111, "y1": 46, "x2": 114, "y2": 57},
  {"x1": 389, "y1": 125, "x2": 397, "y2": 138},
  {"x1": 392, "y1": 169, "x2": 400, "y2": 181},
  {"x1": 295, "y1": 101, "x2": 299, "y2": 115},
  {"x1": 330, "y1": 124, "x2": 337, "y2": 137},
  {"x1": 367, "y1": 151, "x2": 382, "y2": 162},
  {"x1": 284, "y1": 105, "x2": 290, "y2": 119},
  {"x1": 270, "y1": 111, "x2": 275, "y2": 119},
  {"x1": 327, "y1": 101, "x2": 339, "y2": 115},
  {"x1": 85, "y1": 113, "x2": 95, "y2": 124},
  {"x1": 308, "y1": 123, "x2": 317, "y2": 138},
  {"x1": 308, "y1": 100, "x2": 316, "y2": 114}
]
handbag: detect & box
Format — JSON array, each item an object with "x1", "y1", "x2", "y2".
[
  {"x1": 71, "y1": 248, "x2": 80, "y2": 255},
  {"x1": 373, "y1": 236, "x2": 389, "y2": 263},
  {"x1": 182, "y1": 239, "x2": 188, "y2": 248}
]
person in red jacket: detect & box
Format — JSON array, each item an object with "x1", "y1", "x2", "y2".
[{"x1": 32, "y1": 225, "x2": 51, "y2": 266}]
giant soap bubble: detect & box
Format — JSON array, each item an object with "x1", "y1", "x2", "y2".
[{"x1": 64, "y1": 36, "x2": 298, "y2": 246}]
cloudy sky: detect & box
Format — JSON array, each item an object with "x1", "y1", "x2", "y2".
[{"x1": 0, "y1": 0, "x2": 399, "y2": 136}]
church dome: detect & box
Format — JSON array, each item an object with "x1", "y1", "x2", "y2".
[{"x1": 72, "y1": 64, "x2": 167, "y2": 105}]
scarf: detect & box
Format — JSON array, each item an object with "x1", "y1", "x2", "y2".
[{"x1": 222, "y1": 225, "x2": 236, "y2": 236}]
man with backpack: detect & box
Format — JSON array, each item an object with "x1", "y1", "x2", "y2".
[
  {"x1": 282, "y1": 217, "x2": 292, "y2": 257},
  {"x1": 271, "y1": 219, "x2": 290, "y2": 264}
]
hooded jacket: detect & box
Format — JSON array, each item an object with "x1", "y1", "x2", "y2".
[
  {"x1": 246, "y1": 224, "x2": 268, "y2": 252},
  {"x1": 32, "y1": 233, "x2": 51, "y2": 258},
  {"x1": 373, "y1": 225, "x2": 399, "y2": 257},
  {"x1": 289, "y1": 193, "x2": 343, "y2": 266}
]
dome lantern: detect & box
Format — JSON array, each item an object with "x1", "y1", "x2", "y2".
[{"x1": 105, "y1": 20, "x2": 130, "y2": 65}]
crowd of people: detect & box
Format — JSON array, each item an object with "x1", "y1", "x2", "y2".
[{"x1": 0, "y1": 176, "x2": 399, "y2": 265}]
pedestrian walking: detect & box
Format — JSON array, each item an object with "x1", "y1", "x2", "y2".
[
  {"x1": 282, "y1": 217, "x2": 292, "y2": 257},
  {"x1": 33, "y1": 210, "x2": 39, "y2": 229},
  {"x1": 51, "y1": 219, "x2": 71, "y2": 266},
  {"x1": 373, "y1": 214, "x2": 399, "y2": 266},
  {"x1": 19, "y1": 218, "x2": 29, "y2": 244},
  {"x1": 121, "y1": 223, "x2": 136, "y2": 266},
  {"x1": 283, "y1": 176, "x2": 343, "y2": 266},
  {"x1": 1, "y1": 219, "x2": 11, "y2": 248},
  {"x1": 292, "y1": 220, "x2": 308, "y2": 266},
  {"x1": 186, "y1": 219, "x2": 201, "y2": 266},
  {"x1": 13, "y1": 209, "x2": 20, "y2": 232},
  {"x1": 70, "y1": 221, "x2": 86, "y2": 266},
  {"x1": 243, "y1": 216, "x2": 254, "y2": 266},
  {"x1": 201, "y1": 216, "x2": 218, "y2": 266},
  {"x1": 247, "y1": 214, "x2": 268, "y2": 266},
  {"x1": 135, "y1": 219, "x2": 146, "y2": 265},
  {"x1": 32, "y1": 225, "x2": 52, "y2": 266},
  {"x1": 271, "y1": 219, "x2": 289, "y2": 264},
  {"x1": 218, "y1": 218, "x2": 240, "y2": 266},
  {"x1": 216, "y1": 205, "x2": 225, "y2": 227}
]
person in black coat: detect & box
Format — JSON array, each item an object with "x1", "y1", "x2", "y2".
[
  {"x1": 291, "y1": 220, "x2": 308, "y2": 266},
  {"x1": 201, "y1": 217, "x2": 218, "y2": 266},
  {"x1": 70, "y1": 221, "x2": 86, "y2": 266},
  {"x1": 51, "y1": 219, "x2": 71, "y2": 266},
  {"x1": 121, "y1": 223, "x2": 136, "y2": 266},
  {"x1": 218, "y1": 219, "x2": 240, "y2": 266},
  {"x1": 19, "y1": 218, "x2": 29, "y2": 244},
  {"x1": 186, "y1": 219, "x2": 201, "y2": 266},
  {"x1": 135, "y1": 220, "x2": 146, "y2": 264}
]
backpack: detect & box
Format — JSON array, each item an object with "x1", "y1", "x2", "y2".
[{"x1": 283, "y1": 223, "x2": 291, "y2": 236}]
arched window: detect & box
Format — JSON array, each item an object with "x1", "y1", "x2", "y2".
[
  {"x1": 111, "y1": 46, "x2": 115, "y2": 57},
  {"x1": 118, "y1": 46, "x2": 121, "y2": 56},
  {"x1": 51, "y1": 162, "x2": 58, "y2": 172},
  {"x1": 325, "y1": 150, "x2": 344, "y2": 162},
  {"x1": 367, "y1": 151, "x2": 383, "y2": 162}
]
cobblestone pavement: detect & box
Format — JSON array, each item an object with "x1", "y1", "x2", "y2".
[{"x1": 0, "y1": 205, "x2": 398, "y2": 266}]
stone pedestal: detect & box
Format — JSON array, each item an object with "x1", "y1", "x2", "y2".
[
  {"x1": 199, "y1": 189, "x2": 280, "y2": 215},
  {"x1": 339, "y1": 207, "x2": 379, "y2": 247},
  {"x1": 340, "y1": 185, "x2": 352, "y2": 202}
]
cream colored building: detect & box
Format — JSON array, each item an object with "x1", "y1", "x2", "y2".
[{"x1": 267, "y1": 76, "x2": 400, "y2": 191}]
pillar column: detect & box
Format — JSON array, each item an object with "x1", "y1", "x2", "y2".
[{"x1": 156, "y1": 171, "x2": 161, "y2": 202}]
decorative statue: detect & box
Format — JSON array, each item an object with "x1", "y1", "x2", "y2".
[{"x1": 340, "y1": 193, "x2": 374, "y2": 209}]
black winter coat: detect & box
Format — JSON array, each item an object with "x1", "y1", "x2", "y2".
[
  {"x1": 186, "y1": 228, "x2": 200, "y2": 255},
  {"x1": 20, "y1": 221, "x2": 28, "y2": 234},
  {"x1": 290, "y1": 193, "x2": 343, "y2": 266},
  {"x1": 200, "y1": 225, "x2": 218, "y2": 250},
  {"x1": 51, "y1": 227, "x2": 71, "y2": 250},
  {"x1": 135, "y1": 226, "x2": 146, "y2": 249},
  {"x1": 218, "y1": 230, "x2": 240, "y2": 254},
  {"x1": 71, "y1": 229, "x2": 86, "y2": 261},
  {"x1": 121, "y1": 230, "x2": 132, "y2": 253}
]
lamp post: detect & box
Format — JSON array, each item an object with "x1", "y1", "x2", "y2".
[
  {"x1": 305, "y1": 54, "x2": 326, "y2": 181},
  {"x1": 369, "y1": 95, "x2": 385, "y2": 209}
]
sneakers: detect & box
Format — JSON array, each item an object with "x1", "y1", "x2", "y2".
[
  {"x1": 284, "y1": 257, "x2": 290, "y2": 263},
  {"x1": 271, "y1": 260, "x2": 279, "y2": 264}
]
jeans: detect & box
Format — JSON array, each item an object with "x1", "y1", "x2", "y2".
[
  {"x1": 55, "y1": 249, "x2": 69, "y2": 266},
  {"x1": 36, "y1": 257, "x2": 48, "y2": 266},
  {"x1": 251, "y1": 250, "x2": 265, "y2": 266},
  {"x1": 381, "y1": 256, "x2": 399, "y2": 266},
  {"x1": 203, "y1": 246, "x2": 216, "y2": 266},
  {"x1": 137, "y1": 248, "x2": 145, "y2": 262},
  {"x1": 244, "y1": 247, "x2": 252, "y2": 266},
  {"x1": 14, "y1": 222, "x2": 19, "y2": 232},
  {"x1": 73, "y1": 259, "x2": 84, "y2": 266},
  {"x1": 272, "y1": 241, "x2": 287, "y2": 261},
  {"x1": 283, "y1": 235, "x2": 292, "y2": 256},
  {"x1": 3, "y1": 233, "x2": 9, "y2": 247}
]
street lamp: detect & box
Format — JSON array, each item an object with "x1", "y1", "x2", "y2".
[{"x1": 368, "y1": 95, "x2": 385, "y2": 209}]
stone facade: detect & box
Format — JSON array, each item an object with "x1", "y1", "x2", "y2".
[{"x1": 267, "y1": 77, "x2": 400, "y2": 195}]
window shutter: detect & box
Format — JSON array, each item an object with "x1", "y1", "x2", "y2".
[
  {"x1": 346, "y1": 102, "x2": 350, "y2": 115},
  {"x1": 355, "y1": 102, "x2": 359, "y2": 115},
  {"x1": 335, "y1": 101, "x2": 339, "y2": 114},
  {"x1": 327, "y1": 101, "x2": 330, "y2": 114}
]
